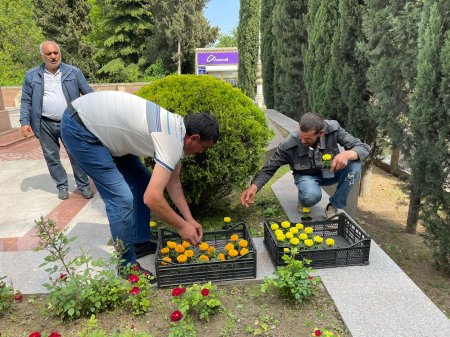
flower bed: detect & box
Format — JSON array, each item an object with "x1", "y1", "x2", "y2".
[
  {"x1": 155, "y1": 223, "x2": 257, "y2": 287},
  {"x1": 264, "y1": 213, "x2": 371, "y2": 268}
]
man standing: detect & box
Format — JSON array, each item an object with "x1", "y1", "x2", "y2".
[
  {"x1": 20, "y1": 41, "x2": 94, "y2": 200},
  {"x1": 241, "y1": 112, "x2": 370, "y2": 217},
  {"x1": 61, "y1": 91, "x2": 219, "y2": 276}
]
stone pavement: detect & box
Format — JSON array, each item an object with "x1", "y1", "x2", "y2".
[{"x1": 1, "y1": 115, "x2": 450, "y2": 337}]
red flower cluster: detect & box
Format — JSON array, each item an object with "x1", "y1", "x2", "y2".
[
  {"x1": 314, "y1": 329, "x2": 322, "y2": 336},
  {"x1": 14, "y1": 292, "x2": 23, "y2": 301},
  {"x1": 129, "y1": 286, "x2": 141, "y2": 295},
  {"x1": 133, "y1": 265, "x2": 140, "y2": 271},
  {"x1": 59, "y1": 273, "x2": 68, "y2": 281},
  {"x1": 29, "y1": 332, "x2": 61, "y2": 337},
  {"x1": 129, "y1": 274, "x2": 140, "y2": 283},
  {"x1": 170, "y1": 309, "x2": 183, "y2": 322},
  {"x1": 201, "y1": 288, "x2": 209, "y2": 296},
  {"x1": 171, "y1": 287, "x2": 186, "y2": 297}
]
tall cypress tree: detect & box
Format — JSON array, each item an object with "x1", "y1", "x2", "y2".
[
  {"x1": 33, "y1": 0, "x2": 97, "y2": 80},
  {"x1": 238, "y1": 0, "x2": 260, "y2": 99},
  {"x1": 260, "y1": 0, "x2": 275, "y2": 108},
  {"x1": 271, "y1": 0, "x2": 308, "y2": 120}
]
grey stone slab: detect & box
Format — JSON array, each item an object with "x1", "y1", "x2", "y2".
[{"x1": 265, "y1": 109, "x2": 299, "y2": 134}]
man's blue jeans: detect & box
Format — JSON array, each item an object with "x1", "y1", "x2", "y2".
[
  {"x1": 61, "y1": 111, "x2": 153, "y2": 265},
  {"x1": 293, "y1": 161, "x2": 361, "y2": 209},
  {"x1": 40, "y1": 117, "x2": 90, "y2": 190}
]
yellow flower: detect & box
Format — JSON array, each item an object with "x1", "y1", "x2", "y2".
[
  {"x1": 276, "y1": 233, "x2": 286, "y2": 242},
  {"x1": 224, "y1": 243, "x2": 235, "y2": 251},
  {"x1": 223, "y1": 217, "x2": 232, "y2": 223},
  {"x1": 274, "y1": 229, "x2": 284, "y2": 236},
  {"x1": 198, "y1": 255, "x2": 210, "y2": 262},
  {"x1": 218, "y1": 253, "x2": 226, "y2": 261},
  {"x1": 185, "y1": 249, "x2": 195, "y2": 258},
  {"x1": 270, "y1": 223, "x2": 279, "y2": 231},
  {"x1": 176, "y1": 254, "x2": 188, "y2": 263},
  {"x1": 240, "y1": 248, "x2": 249, "y2": 256},
  {"x1": 175, "y1": 245, "x2": 185, "y2": 254},
  {"x1": 238, "y1": 239, "x2": 248, "y2": 248},
  {"x1": 305, "y1": 227, "x2": 314, "y2": 234},
  {"x1": 299, "y1": 233, "x2": 308, "y2": 240},
  {"x1": 302, "y1": 207, "x2": 311, "y2": 214},
  {"x1": 322, "y1": 153, "x2": 332, "y2": 161},
  {"x1": 295, "y1": 223, "x2": 304, "y2": 230},
  {"x1": 313, "y1": 236, "x2": 323, "y2": 243},
  {"x1": 161, "y1": 256, "x2": 172, "y2": 265},
  {"x1": 283, "y1": 247, "x2": 290, "y2": 252},
  {"x1": 160, "y1": 247, "x2": 170, "y2": 255},
  {"x1": 289, "y1": 227, "x2": 299, "y2": 234},
  {"x1": 199, "y1": 242, "x2": 209, "y2": 251},
  {"x1": 281, "y1": 221, "x2": 291, "y2": 229},
  {"x1": 167, "y1": 241, "x2": 177, "y2": 249},
  {"x1": 207, "y1": 246, "x2": 216, "y2": 255},
  {"x1": 182, "y1": 241, "x2": 191, "y2": 248},
  {"x1": 326, "y1": 238, "x2": 335, "y2": 246},
  {"x1": 285, "y1": 232, "x2": 294, "y2": 239},
  {"x1": 290, "y1": 237, "x2": 300, "y2": 245},
  {"x1": 149, "y1": 221, "x2": 157, "y2": 228},
  {"x1": 228, "y1": 249, "x2": 239, "y2": 257},
  {"x1": 304, "y1": 239, "x2": 314, "y2": 247},
  {"x1": 230, "y1": 234, "x2": 239, "y2": 242}
]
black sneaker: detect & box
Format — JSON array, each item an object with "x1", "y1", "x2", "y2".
[
  {"x1": 325, "y1": 203, "x2": 339, "y2": 218},
  {"x1": 80, "y1": 186, "x2": 94, "y2": 199},
  {"x1": 119, "y1": 262, "x2": 157, "y2": 284},
  {"x1": 58, "y1": 187, "x2": 69, "y2": 200},
  {"x1": 134, "y1": 241, "x2": 157, "y2": 259}
]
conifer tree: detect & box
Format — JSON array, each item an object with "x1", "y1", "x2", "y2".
[
  {"x1": 238, "y1": 0, "x2": 260, "y2": 99},
  {"x1": 260, "y1": 0, "x2": 275, "y2": 108}
]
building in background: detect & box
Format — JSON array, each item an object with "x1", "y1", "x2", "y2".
[{"x1": 195, "y1": 47, "x2": 238, "y2": 86}]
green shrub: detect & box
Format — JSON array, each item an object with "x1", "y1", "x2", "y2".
[
  {"x1": 0, "y1": 276, "x2": 14, "y2": 315},
  {"x1": 135, "y1": 75, "x2": 272, "y2": 207},
  {"x1": 79, "y1": 315, "x2": 154, "y2": 337}
]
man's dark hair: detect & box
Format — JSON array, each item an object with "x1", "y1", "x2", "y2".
[
  {"x1": 184, "y1": 113, "x2": 219, "y2": 143},
  {"x1": 299, "y1": 112, "x2": 325, "y2": 134}
]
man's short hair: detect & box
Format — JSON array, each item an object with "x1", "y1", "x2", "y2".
[
  {"x1": 184, "y1": 113, "x2": 219, "y2": 143},
  {"x1": 39, "y1": 41, "x2": 60, "y2": 55},
  {"x1": 299, "y1": 112, "x2": 324, "y2": 134}
]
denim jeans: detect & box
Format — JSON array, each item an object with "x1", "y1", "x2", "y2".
[
  {"x1": 39, "y1": 117, "x2": 90, "y2": 190},
  {"x1": 293, "y1": 161, "x2": 361, "y2": 209},
  {"x1": 60, "y1": 111, "x2": 153, "y2": 265}
]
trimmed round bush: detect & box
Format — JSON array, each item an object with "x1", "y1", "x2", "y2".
[{"x1": 136, "y1": 74, "x2": 272, "y2": 207}]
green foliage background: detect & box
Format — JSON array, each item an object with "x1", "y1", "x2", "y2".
[{"x1": 136, "y1": 75, "x2": 272, "y2": 207}]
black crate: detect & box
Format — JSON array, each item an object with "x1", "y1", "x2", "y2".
[
  {"x1": 155, "y1": 222, "x2": 257, "y2": 287},
  {"x1": 264, "y1": 213, "x2": 371, "y2": 268}
]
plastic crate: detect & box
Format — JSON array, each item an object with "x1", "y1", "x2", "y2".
[
  {"x1": 264, "y1": 213, "x2": 371, "y2": 268},
  {"x1": 155, "y1": 222, "x2": 257, "y2": 287}
]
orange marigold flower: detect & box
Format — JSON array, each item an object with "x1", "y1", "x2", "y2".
[
  {"x1": 228, "y1": 249, "x2": 239, "y2": 257},
  {"x1": 167, "y1": 241, "x2": 177, "y2": 249},
  {"x1": 230, "y1": 234, "x2": 239, "y2": 242},
  {"x1": 160, "y1": 247, "x2": 170, "y2": 255},
  {"x1": 198, "y1": 254, "x2": 209, "y2": 262},
  {"x1": 161, "y1": 256, "x2": 172, "y2": 265},
  {"x1": 182, "y1": 241, "x2": 191, "y2": 248},
  {"x1": 176, "y1": 254, "x2": 188, "y2": 263},
  {"x1": 240, "y1": 248, "x2": 249, "y2": 256},
  {"x1": 184, "y1": 249, "x2": 195, "y2": 258},
  {"x1": 224, "y1": 243, "x2": 235, "y2": 251},
  {"x1": 175, "y1": 245, "x2": 185, "y2": 253},
  {"x1": 207, "y1": 246, "x2": 216, "y2": 254},
  {"x1": 199, "y1": 242, "x2": 209, "y2": 251},
  {"x1": 218, "y1": 253, "x2": 226, "y2": 261},
  {"x1": 238, "y1": 239, "x2": 248, "y2": 248}
]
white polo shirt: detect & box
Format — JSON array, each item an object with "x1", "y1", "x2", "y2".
[{"x1": 71, "y1": 91, "x2": 185, "y2": 173}]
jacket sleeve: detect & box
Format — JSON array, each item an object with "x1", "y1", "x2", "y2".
[
  {"x1": 19, "y1": 76, "x2": 32, "y2": 126},
  {"x1": 335, "y1": 123, "x2": 371, "y2": 161},
  {"x1": 251, "y1": 141, "x2": 291, "y2": 190},
  {"x1": 77, "y1": 69, "x2": 94, "y2": 95}
]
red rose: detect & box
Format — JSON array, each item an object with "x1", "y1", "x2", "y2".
[
  {"x1": 314, "y1": 329, "x2": 322, "y2": 336},
  {"x1": 201, "y1": 288, "x2": 209, "y2": 296},
  {"x1": 14, "y1": 292, "x2": 23, "y2": 301},
  {"x1": 170, "y1": 309, "x2": 183, "y2": 322},
  {"x1": 28, "y1": 332, "x2": 41, "y2": 337},
  {"x1": 59, "y1": 273, "x2": 67, "y2": 281},
  {"x1": 129, "y1": 274, "x2": 139, "y2": 283},
  {"x1": 171, "y1": 287, "x2": 186, "y2": 297},
  {"x1": 129, "y1": 286, "x2": 141, "y2": 295},
  {"x1": 49, "y1": 332, "x2": 62, "y2": 337},
  {"x1": 133, "y1": 265, "x2": 140, "y2": 271}
]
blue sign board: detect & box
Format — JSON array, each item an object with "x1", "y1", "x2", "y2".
[{"x1": 198, "y1": 66, "x2": 207, "y2": 75}]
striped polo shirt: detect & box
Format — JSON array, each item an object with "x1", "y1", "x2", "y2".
[{"x1": 71, "y1": 91, "x2": 185, "y2": 172}]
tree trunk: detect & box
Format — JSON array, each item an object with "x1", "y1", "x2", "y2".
[
  {"x1": 177, "y1": 40, "x2": 181, "y2": 75},
  {"x1": 359, "y1": 140, "x2": 377, "y2": 198},
  {"x1": 390, "y1": 147, "x2": 400, "y2": 175},
  {"x1": 406, "y1": 189, "x2": 421, "y2": 234}
]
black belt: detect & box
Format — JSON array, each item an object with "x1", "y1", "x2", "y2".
[{"x1": 67, "y1": 104, "x2": 86, "y2": 128}]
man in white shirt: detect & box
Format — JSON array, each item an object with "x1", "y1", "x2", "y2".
[{"x1": 61, "y1": 91, "x2": 219, "y2": 278}]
